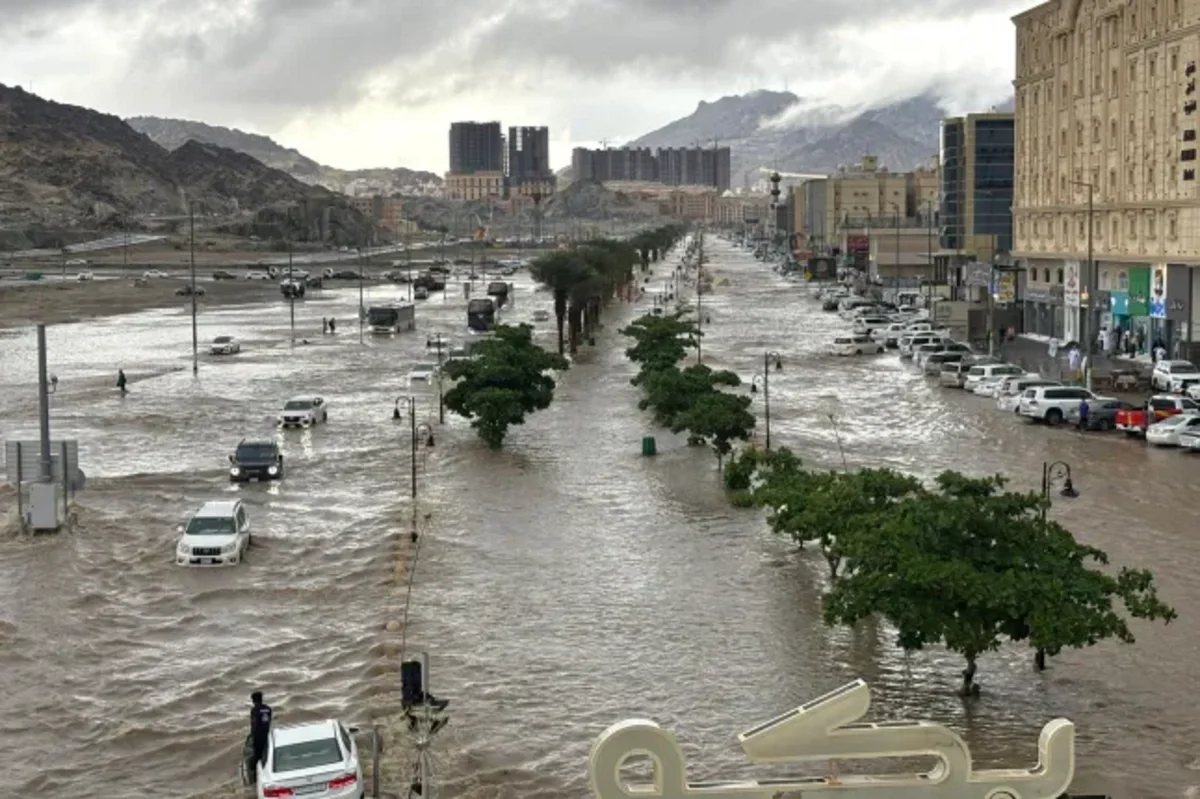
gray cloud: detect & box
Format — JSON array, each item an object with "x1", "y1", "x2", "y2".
[{"x1": 71, "y1": 0, "x2": 1004, "y2": 113}]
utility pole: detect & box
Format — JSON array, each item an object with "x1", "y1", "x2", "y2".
[
  {"x1": 359, "y1": 235, "x2": 368, "y2": 345},
  {"x1": 287, "y1": 210, "x2": 295, "y2": 346},
  {"x1": 924, "y1": 199, "x2": 934, "y2": 308},
  {"x1": 1069, "y1": 180, "x2": 1095, "y2": 387},
  {"x1": 696, "y1": 227, "x2": 704, "y2": 365},
  {"x1": 190, "y1": 204, "x2": 198, "y2": 375},
  {"x1": 429, "y1": 333, "x2": 446, "y2": 423}
]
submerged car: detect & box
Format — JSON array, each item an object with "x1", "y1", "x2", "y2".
[
  {"x1": 210, "y1": 335, "x2": 241, "y2": 355},
  {"x1": 229, "y1": 440, "x2": 283, "y2": 482},
  {"x1": 250, "y1": 719, "x2": 364, "y2": 799},
  {"x1": 175, "y1": 500, "x2": 251, "y2": 567},
  {"x1": 277, "y1": 395, "x2": 328, "y2": 428}
]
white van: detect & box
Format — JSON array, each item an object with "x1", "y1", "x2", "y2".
[
  {"x1": 899, "y1": 334, "x2": 944, "y2": 359},
  {"x1": 175, "y1": 500, "x2": 251, "y2": 567},
  {"x1": 831, "y1": 334, "x2": 884, "y2": 356},
  {"x1": 964, "y1": 364, "x2": 1026, "y2": 395},
  {"x1": 997, "y1": 377, "x2": 1062, "y2": 412}
]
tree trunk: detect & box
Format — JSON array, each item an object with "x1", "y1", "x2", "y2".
[
  {"x1": 1034, "y1": 648, "x2": 1046, "y2": 671},
  {"x1": 959, "y1": 654, "x2": 980, "y2": 697},
  {"x1": 553, "y1": 291, "x2": 567, "y2": 356},
  {"x1": 568, "y1": 303, "x2": 582, "y2": 354}
]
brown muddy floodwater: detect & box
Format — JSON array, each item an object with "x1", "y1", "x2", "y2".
[{"x1": 1, "y1": 241, "x2": 1198, "y2": 799}]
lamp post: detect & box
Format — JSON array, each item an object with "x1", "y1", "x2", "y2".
[
  {"x1": 286, "y1": 208, "x2": 296, "y2": 346},
  {"x1": 920, "y1": 198, "x2": 936, "y2": 307},
  {"x1": 394, "y1": 396, "x2": 436, "y2": 541},
  {"x1": 1069, "y1": 180, "x2": 1095, "y2": 387},
  {"x1": 189, "y1": 203, "x2": 198, "y2": 374},
  {"x1": 1040, "y1": 460, "x2": 1078, "y2": 524},
  {"x1": 426, "y1": 333, "x2": 447, "y2": 423},
  {"x1": 695, "y1": 226, "x2": 704, "y2": 365},
  {"x1": 889, "y1": 202, "x2": 901, "y2": 283},
  {"x1": 750, "y1": 351, "x2": 784, "y2": 450}
]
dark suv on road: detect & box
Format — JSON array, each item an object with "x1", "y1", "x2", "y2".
[{"x1": 228, "y1": 440, "x2": 283, "y2": 482}]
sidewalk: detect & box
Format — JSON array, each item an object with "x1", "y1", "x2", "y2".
[{"x1": 999, "y1": 335, "x2": 1152, "y2": 383}]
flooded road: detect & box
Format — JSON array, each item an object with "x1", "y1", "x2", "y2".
[{"x1": 2, "y1": 241, "x2": 1198, "y2": 799}]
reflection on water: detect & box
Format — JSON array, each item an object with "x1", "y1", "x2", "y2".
[{"x1": 0, "y1": 248, "x2": 1196, "y2": 799}]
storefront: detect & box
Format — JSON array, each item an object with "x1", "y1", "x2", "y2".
[
  {"x1": 1124, "y1": 265, "x2": 1152, "y2": 354},
  {"x1": 1165, "y1": 264, "x2": 1191, "y2": 358},
  {"x1": 1022, "y1": 286, "x2": 1062, "y2": 337}
]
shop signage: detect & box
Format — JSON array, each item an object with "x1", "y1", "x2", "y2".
[
  {"x1": 1166, "y1": 264, "x2": 1190, "y2": 322},
  {"x1": 1110, "y1": 291, "x2": 1129, "y2": 315},
  {"x1": 846, "y1": 235, "x2": 869, "y2": 253},
  {"x1": 1025, "y1": 287, "x2": 1058, "y2": 304},
  {"x1": 1127, "y1": 266, "x2": 1150, "y2": 316},
  {"x1": 1064, "y1": 260, "x2": 1081, "y2": 307},
  {"x1": 1150, "y1": 264, "x2": 1168, "y2": 318},
  {"x1": 963, "y1": 262, "x2": 991, "y2": 287}
]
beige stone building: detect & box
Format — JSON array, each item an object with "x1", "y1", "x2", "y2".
[
  {"x1": 1013, "y1": 0, "x2": 1200, "y2": 350},
  {"x1": 350, "y1": 196, "x2": 417, "y2": 235},
  {"x1": 444, "y1": 171, "x2": 504, "y2": 201}
]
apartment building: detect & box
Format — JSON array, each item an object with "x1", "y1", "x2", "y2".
[
  {"x1": 508, "y1": 126, "x2": 556, "y2": 196},
  {"x1": 349, "y1": 196, "x2": 417, "y2": 235},
  {"x1": 571, "y1": 146, "x2": 732, "y2": 191},
  {"x1": 940, "y1": 113, "x2": 1015, "y2": 264},
  {"x1": 1013, "y1": 0, "x2": 1200, "y2": 352},
  {"x1": 444, "y1": 171, "x2": 505, "y2": 201}
]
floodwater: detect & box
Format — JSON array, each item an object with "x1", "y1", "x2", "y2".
[{"x1": 1, "y1": 241, "x2": 1197, "y2": 799}]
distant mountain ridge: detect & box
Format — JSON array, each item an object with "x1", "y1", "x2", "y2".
[
  {"x1": 0, "y1": 84, "x2": 375, "y2": 243},
  {"x1": 127, "y1": 116, "x2": 441, "y2": 195},
  {"x1": 628, "y1": 90, "x2": 1012, "y2": 185}
]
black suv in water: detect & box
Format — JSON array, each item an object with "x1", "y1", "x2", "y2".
[{"x1": 228, "y1": 440, "x2": 283, "y2": 482}]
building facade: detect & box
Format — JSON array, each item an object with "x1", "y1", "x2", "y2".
[
  {"x1": 444, "y1": 171, "x2": 504, "y2": 201},
  {"x1": 507, "y1": 126, "x2": 555, "y2": 194},
  {"x1": 350, "y1": 196, "x2": 418, "y2": 235},
  {"x1": 1012, "y1": 0, "x2": 1200, "y2": 353},
  {"x1": 448, "y1": 122, "x2": 504, "y2": 175},
  {"x1": 940, "y1": 113, "x2": 1015, "y2": 264},
  {"x1": 570, "y1": 146, "x2": 732, "y2": 192}
]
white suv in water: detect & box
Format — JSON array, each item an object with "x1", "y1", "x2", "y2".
[
  {"x1": 175, "y1": 500, "x2": 251, "y2": 566},
  {"x1": 277, "y1": 395, "x2": 328, "y2": 428}
]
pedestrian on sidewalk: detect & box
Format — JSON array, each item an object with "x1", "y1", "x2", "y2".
[
  {"x1": 1068, "y1": 346, "x2": 1081, "y2": 381},
  {"x1": 1153, "y1": 338, "x2": 1166, "y2": 363},
  {"x1": 1077, "y1": 397, "x2": 1090, "y2": 431},
  {"x1": 322, "y1": 317, "x2": 328, "y2": 334}
]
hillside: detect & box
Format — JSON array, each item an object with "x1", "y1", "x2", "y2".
[
  {"x1": 629, "y1": 91, "x2": 959, "y2": 182},
  {"x1": 127, "y1": 116, "x2": 441, "y2": 195},
  {"x1": 542, "y1": 180, "x2": 661, "y2": 220},
  {"x1": 0, "y1": 84, "x2": 182, "y2": 226},
  {"x1": 0, "y1": 84, "x2": 376, "y2": 244}
]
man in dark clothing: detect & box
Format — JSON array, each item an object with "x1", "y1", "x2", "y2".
[
  {"x1": 328, "y1": 317, "x2": 337, "y2": 334},
  {"x1": 248, "y1": 691, "x2": 273, "y2": 782},
  {"x1": 116, "y1": 369, "x2": 127, "y2": 394},
  {"x1": 1076, "y1": 397, "x2": 1090, "y2": 431}
]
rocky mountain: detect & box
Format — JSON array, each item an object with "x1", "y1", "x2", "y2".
[
  {"x1": 0, "y1": 84, "x2": 375, "y2": 244},
  {"x1": 543, "y1": 179, "x2": 661, "y2": 220},
  {"x1": 629, "y1": 91, "x2": 959, "y2": 184},
  {"x1": 127, "y1": 116, "x2": 441, "y2": 195}
]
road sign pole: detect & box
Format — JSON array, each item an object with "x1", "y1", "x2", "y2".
[{"x1": 36, "y1": 324, "x2": 52, "y2": 482}]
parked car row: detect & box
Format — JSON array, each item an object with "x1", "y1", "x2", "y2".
[{"x1": 818, "y1": 287, "x2": 938, "y2": 357}]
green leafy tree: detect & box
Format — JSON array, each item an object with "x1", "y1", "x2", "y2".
[
  {"x1": 528, "y1": 250, "x2": 593, "y2": 356},
  {"x1": 637, "y1": 363, "x2": 737, "y2": 427},
  {"x1": 670, "y1": 387, "x2": 755, "y2": 467},
  {"x1": 621, "y1": 312, "x2": 699, "y2": 380},
  {"x1": 441, "y1": 324, "x2": 569, "y2": 449},
  {"x1": 823, "y1": 472, "x2": 1177, "y2": 696}
]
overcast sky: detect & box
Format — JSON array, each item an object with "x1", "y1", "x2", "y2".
[{"x1": 1, "y1": 0, "x2": 1028, "y2": 173}]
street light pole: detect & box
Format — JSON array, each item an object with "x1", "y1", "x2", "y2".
[
  {"x1": 287, "y1": 211, "x2": 295, "y2": 346},
  {"x1": 428, "y1": 333, "x2": 446, "y2": 423},
  {"x1": 1070, "y1": 180, "x2": 1095, "y2": 387},
  {"x1": 752, "y1": 351, "x2": 783, "y2": 450},
  {"x1": 891, "y1": 203, "x2": 900, "y2": 282},
  {"x1": 696, "y1": 227, "x2": 704, "y2": 365},
  {"x1": 190, "y1": 203, "x2": 198, "y2": 375}
]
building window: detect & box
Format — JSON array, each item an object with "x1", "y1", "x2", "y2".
[
  {"x1": 1149, "y1": 165, "x2": 1156, "y2": 185},
  {"x1": 1110, "y1": 167, "x2": 1118, "y2": 190},
  {"x1": 1130, "y1": 61, "x2": 1137, "y2": 81},
  {"x1": 1129, "y1": 165, "x2": 1136, "y2": 186},
  {"x1": 1060, "y1": 175, "x2": 1067, "y2": 194},
  {"x1": 1112, "y1": 218, "x2": 1119, "y2": 238},
  {"x1": 1042, "y1": 268, "x2": 1050, "y2": 281},
  {"x1": 1150, "y1": 56, "x2": 1157, "y2": 78},
  {"x1": 1057, "y1": 268, "x2": 1064, "y2": 283},
  {"x1": 1078, "y1": 218, "x2": 1085, "y2": 237},
  {"x1": 1148, "y1": 213, "x2": 1157, "y2": 238},
  {"x1": 1112, "y1": 68, "x2": 1119, "y2": 91},
  {"x1": 1060, "y1": 129, "x2": 1067, "y2": 147},
  {"x1": 1062, "y1": 219, "x2": 1069, "y2": 239},
  {"x1": 1093, "y1": 119, "x2": 1101, "y2": 142},
  {"x1": 1076, "y1": 123, "x2": 1084, "y2": 145},
  {"x1": 1110, "y1": 119, "x2": 1118, "y2": 142},
  {"x1": 1169, "y1": 216, "x2": 1178, "y2": 238},
  {"x1": 1172, "y1": 51, "x2": 1179, "y2": 71},
  {"x1": 1129, "y1": 117, "x2": 1136, "y2": 136},
  {"x1": 1128, "y1": 216, "x2": 1137, "y2": 237},
  {"x1": 1094, "y1": 73, "x2": 1103, "y2": 93}
]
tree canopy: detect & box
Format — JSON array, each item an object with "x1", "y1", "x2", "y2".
[
  {"x1": 622, "y1": 309, "x2": 755, "y2": 466},
  {"x1": 441, "y1": 323, "x2": 569, "y2": 449},
  {"x1": 725, "y1": 448, "x2": 1178, "y2": 695}
]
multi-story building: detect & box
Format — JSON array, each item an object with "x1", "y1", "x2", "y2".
[
  {"x1": 508, "y1": 126, "x2": 556, "y2": 196},
  {"x1": 444, "y1": 171, "x2": 505, "y2": 201},
  {"x1": 939, "y1": 113, "x2": 1015, "y2": 264},
  {"x1": 349, "y1": 196, "x2": 418, "y2": 235},
  {"x1": 448, "y1": 122, "x2": 504, "y2": 175},
  {"x1": 1012, "y1": 0, "x2": 1200, "y2": 352},
  {"x1": 571, "y1": 146, "x2": 731, "y2": 191}
]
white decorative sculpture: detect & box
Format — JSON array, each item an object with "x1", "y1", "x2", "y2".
[{"x1": 589, "y1": 679, "x2": 1074, "y2": 799}]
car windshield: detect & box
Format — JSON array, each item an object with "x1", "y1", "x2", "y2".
[
  {"x1": 236, "y1": 443, "x2": 277, "y2": 460},
  {"x1": 968, "y1": 367, "x2": 985, "y2": 376},
  {"x1": 284, "y1": 400, "x2": 313, "y2": 410},
  {"x1": 186, "y1": 516, "x2": 235, "y2": 535},
  {"x1": 414, "y1": 363, "x2": 435, "y2": 372},
  {"x1": 1169, "y1": 361, "x2": 1199, "y2": 372},
  {"x1": 273, "y1": 737, "x2": 343, "y2": 773},
  {"x1": 1156, "y1": 415, "x2": 1193, "y2": 427},
  {"x1": 213, "y1": 336, "x2": 231, "y2": 343}
]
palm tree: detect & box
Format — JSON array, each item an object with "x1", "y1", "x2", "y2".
[{"x1": 529, "y1": 250, "x2": 593, "y2": 356}]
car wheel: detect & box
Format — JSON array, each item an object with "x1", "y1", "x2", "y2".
[
  {"x1": 1045, "y1": 408, "x2": 1064, "y2": 426},
  {"x1": 1099, "y1": 419, "x2": 1113, "y2": 431}
]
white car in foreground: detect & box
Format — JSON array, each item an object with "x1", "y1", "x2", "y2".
[
  {"x1": 76, "y1": 271, "x2": 94, "y2": 281},
  {"x1": 1146, "y1": 413, "x2": 1200, "y2": 446},
  {"x1": 1152, "y1": 360, "x2": 1200, "y2": 393},
  {"x1": 143, "y1": 269, "x2": 168, "y2": 279},
  {"x1": 175, "y1": 500, "x2": 250, "y2": 566},
  {"x1": 210, "y1": 335, "x2": 241, "y2": 355},
  {"x1": 245, "y1": 270, "x2": 271, "y2": 280},
  {"x1": 278, "y1": 395, "x2": 328, "y2": 428},
  {"x1": 255, "y1": 720, "x2": 364, "y2": 799}
]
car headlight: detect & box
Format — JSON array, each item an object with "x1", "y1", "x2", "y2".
[
  {"x1": 267, "y1": 465, "x2": 278, "y2": 475},
  {"x1": 176, "y1": 541, "x2": 188, "y2": 552},
  {"x1": 222, "y1": 543, "x2": 238, "y2": 553},
  {"x1": 230, "y1": 467, "x2": 240, "y2": 476}
]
